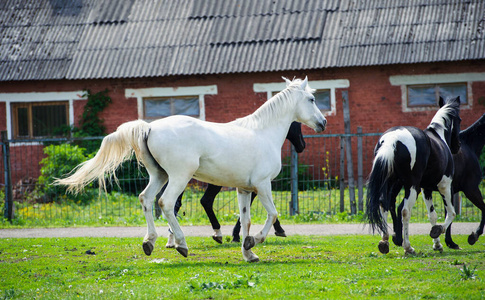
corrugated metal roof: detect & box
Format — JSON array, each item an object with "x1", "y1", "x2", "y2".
[{"x1": 0, "y1": 0, "x2": 484, "y2": 81}]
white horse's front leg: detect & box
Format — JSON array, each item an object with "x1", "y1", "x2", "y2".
[
  {"x1": 238, "y1": 189, "x2": 259, "y2": 262},
  {"x1": 402, "y1": 187, "x2": 418, "y2": 255}
]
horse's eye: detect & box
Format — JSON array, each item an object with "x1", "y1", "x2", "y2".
[{"x1": 310, "y1": 97, "x2": 315, "y2": 103}]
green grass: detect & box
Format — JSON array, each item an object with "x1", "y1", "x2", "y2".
[{"x1": 1, "y1": 235, "x2": 484, "y2": 299}]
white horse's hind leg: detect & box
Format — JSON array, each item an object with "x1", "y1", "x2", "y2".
[
  {"x1": 238, "y1": 189, "x2": 259, "y2": 262},
  {"x1": 422, "y1": 190, "x2": 443, "y2": 252},
  {"x1": 158, "y1": 176, "x2": 192, "y2": 257},
  {"x1": 402, "y1": 187, "x2": 418, "y2": 255},
  {"x1": 139, "y1": 170, "x2": 166, "y2": 256},
  {"x1": 252, "y1": 181, "x2": 278, "y2": 245}
]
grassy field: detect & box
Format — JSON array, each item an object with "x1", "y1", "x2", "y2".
[{"x1": 1, "y1": 234, "x2": 484, "y2": 299}]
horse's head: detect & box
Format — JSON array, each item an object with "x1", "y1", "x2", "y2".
[
  {"x1": 283, "y1": 76, "x2": 327, "y2": 133},
  {"x1": 439, "y1": 96, "x2": 461, "y2": 154},
  {"x1": 286, "y1": 122, "x2": 306, "y2": 153}
]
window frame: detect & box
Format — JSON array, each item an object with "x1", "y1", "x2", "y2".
[
  {"x1": 11, "y1": 101, "x2": 70, "y2": 139},
  {"x1": 0, "y1": 91, "x2": 86, "y2": 140},
  {"x1": 390, "y1": 72, "x2": 485, "y2": 112},
  {"x1": 406, "y1": 82, "x2": 469, "y2": 108},
  {"x1": 253, "y1": 79, "x2": 350, "y2": 117},
  {"x1": 125, "y1": 85, "x2": 218, "y2": 121}
]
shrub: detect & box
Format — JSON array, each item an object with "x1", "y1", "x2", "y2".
[{"x1": 38, "y1": 144, "x2": 93, "y2": 204}]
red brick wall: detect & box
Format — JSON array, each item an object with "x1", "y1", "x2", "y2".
[{"x1": 1, "y1": 61, "x2": 484, "y2": 186}]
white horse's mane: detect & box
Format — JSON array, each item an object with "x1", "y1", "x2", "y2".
[{"x1": 231, "y1": 78, "x2": 309, "y2": 130}]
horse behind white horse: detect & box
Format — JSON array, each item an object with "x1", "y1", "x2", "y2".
[{"x1": 55, "y1": 77, "x2": 326, "y2": 262}]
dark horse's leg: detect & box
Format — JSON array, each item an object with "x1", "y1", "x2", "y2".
[
  {"x1": 231, "y1": 193, "x2": 286, "y2": 243},
  {"x1": 200, "y1": 184, "x2": 224, "y2": 244},
  {"x1": 390, "y1": 184, "x2": 403, "y2": 247},
  {"x1": 461, "y1": 188, "x2": 485, "y2": 245}
]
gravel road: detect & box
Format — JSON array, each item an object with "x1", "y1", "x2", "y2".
[{"x1": 0, "y1": 222, "x2": 480, "y2": 238}]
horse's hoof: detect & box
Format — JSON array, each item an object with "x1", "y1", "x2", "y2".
[
  {"x1": 142, "y1": 242, "x2": 154, "y2": 256},
  {"x1": 243, "y1": 236, "x2": 256, "y2": 250},
  {"x1": 433, "y1": 244, "x2": 444, "y2": 253},
  {"x1": 231, "y1": 237, "x2": 241, "y2": 243},
  {"x1": 468, "y1": 232, "x2": 478, "y2": 245},
  {"x1": 392, "y1": 233, "x2": 403, "y2": 246},
  {"x1": 378, "y1": 240, "x2": 390, "y2": 254},
  {"x1": 446, "y1": 242, "x2": 461, "y2": 250},
  {"x1": 430, "y1": 225, "x2": 444, "y2": 238},
  {"x1": 212, "y1": 235, "x2": 223, "y2": 244},
  {"x1": 176, "y1": 246, "x2": 188, "y2": 258},
  {"x1": 404, "y1": 247, "x2": 416, "y2": 255},
  {"x1": 275, "y1": 231, "x2": 287, "y2": 237},
  {"x1": 165, "y1": 243, "x2": 175, "y2": 249},
  {"x1": 247, "y1": 256, "x2": 260, "y2": 263}
]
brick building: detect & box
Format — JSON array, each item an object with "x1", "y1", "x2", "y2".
[{"x1": 1, "y1": 0, "x2": 485, "y2": 184}]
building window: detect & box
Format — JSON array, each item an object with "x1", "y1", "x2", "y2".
[
  {"x1": 389, "y1": 72, "x2": 485, "y2": 112},
  {"x1": 144, "y1": 96, "x2": 200, "y2": 120},
  {"x1": 254, "y1": 79, "x2": 349, "y2": 117},
  {"x1": 407, "y1": 83, "x2": 468, "y2": 107},
  {"x1": 125, "y1": 85, "x2": 218, "y2": 121},
  {"x1": 12, "y1": 102, "x2": 69, "y2": 138}
]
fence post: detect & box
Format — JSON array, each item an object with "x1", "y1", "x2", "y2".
[
  {"x1": 290, "y1": 145, "x2": 299, "y2": 215},
  {"x1": 339, "y1": 137, "x2": 345, "y2": 213},
  {"x1": 342, "y1": 91, "x2": 356, "y2": 215},
  {"x1": 1, "y1": 131, "x2": 13, "y2": 221},
  {"x1": 357, "y1": 126, "x2": 364, "y2": 212}
]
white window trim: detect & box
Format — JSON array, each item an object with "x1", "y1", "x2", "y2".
[
  {"x1": 253, "y1": 79, "x2": 350, "y2": 116},
  {"x1": 0, "y1": 91, "x2": 87, "y2": 140},
  {"x1": 125, "y1": 85, "x2": 218, "y2": 121},
  {"x1": 390, "y1": 72, "x2": 485, "y2": 112}
]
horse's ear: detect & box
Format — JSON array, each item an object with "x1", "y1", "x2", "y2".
[
  {"x1": 301, "y1": 76, "x2": 308, "y2": 90},
  {"x1": 282, "y1": 77, "x2": 292, "y2": 87},
  {"x1": 439, "y1": 96, "x2": 445, "y2": 107}
]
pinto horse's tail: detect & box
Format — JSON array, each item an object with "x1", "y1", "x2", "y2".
[
  {"x1": 365, "y1": 139, "x2": 396, "y2": 235},
  {"x1": 54, "y1": 120, "x2": 151, "y2": 194}
]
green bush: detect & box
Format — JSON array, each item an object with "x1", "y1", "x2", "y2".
[
  {"x1": 38, "y1": 144, "x2": 93, "y2": 204},
  {"x1": 272, "y1": 157, "x2": 313, "y2": 191}
]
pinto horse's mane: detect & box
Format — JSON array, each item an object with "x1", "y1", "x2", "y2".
[
  {"x1": 427, "y1": 98, "x2": 460, "y2": 140},
  {"x1": 232, "y1": 78, "x2": 309, "y2": 130}
]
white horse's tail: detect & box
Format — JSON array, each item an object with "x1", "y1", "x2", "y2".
[{"x1": 54, "y1": 120, "x2": 151, "y2": 194}]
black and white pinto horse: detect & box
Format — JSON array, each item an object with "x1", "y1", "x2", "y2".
[
  {"x1": 161, "y1": 122, "x2": 306, "y2": 247},
  {"x1": 55, "y1": 77, "x2": 326, "y2": 262},
  {"x1": 391, "y1": 113, "x2": 485, "y2": 250},
  {"x1": 365, "y1": 96, "x2": 461, "y2": 254}
]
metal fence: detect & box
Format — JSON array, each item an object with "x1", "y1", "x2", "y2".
[{"x1": 1, "y1": 130, "x2": 482, "y2": 226}]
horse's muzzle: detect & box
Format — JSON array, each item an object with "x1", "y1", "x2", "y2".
[{"x1": 315, "y1": 120, "x2": 327, "y2": 133}]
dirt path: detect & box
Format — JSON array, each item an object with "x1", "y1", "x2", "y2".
[{"x1": 0, "y1": 222, "x2": 479, "y2": 238}]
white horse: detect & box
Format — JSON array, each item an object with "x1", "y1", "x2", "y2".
[{"x1": 55, "y1": 77, "x2": 327, "y2": 262}]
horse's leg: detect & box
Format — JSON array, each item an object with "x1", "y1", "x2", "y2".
[
  {"x1": 431, "y1": 178, "x2": 456, "y2": 240},
  {"x1": 250, "y1": 181, "x2": 278, "y2": 247},
  {"x1": 378, "y1": 205, "x2": 390, "y2": 254},
  {"x1": 422, "y1": 189, "x2": 444, "y2": 252},
  {"x1": 266, "y1": 189, "x2": 286, "y2": 236},
  {"x1": 165, "y1": 191, "x2": 184, "y2": 249},
  {"x1": 139, "y1": 170, "x2": 167, "y2": 256},
  {"x1": 200, "y1": 184, "x2": 223, "y2": 244},
  {"x1": 238, "y1": 189, "x2": 259, "y2": 262},
  {"x1": 463, "y1": 188, "x2": 485, "y2": 245},
  {"x1": 232, "y1": 193, "x2": 257, "y2": 243},
  {"x1": 401, "y1": 187, "x2": 419, "y2": 255},
  {"x1": 158, "y1": 175, "x2": 193, "y2": 258},
  {"x1": 390, "y1": 184, "x2": 403, "y2": 246}
]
